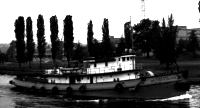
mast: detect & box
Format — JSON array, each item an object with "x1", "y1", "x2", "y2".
[
  {"x1": 141, "y1": 0, "x2": 146, "y2": 19},
  {"x1": 130, "y1": 16, "x2": 135, "y2": 70}
]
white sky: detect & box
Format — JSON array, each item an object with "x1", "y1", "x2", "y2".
[{"x1": 0, "y1": 0, "x2": 200, "y2": 44}]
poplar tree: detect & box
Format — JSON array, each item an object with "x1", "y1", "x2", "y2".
[
  {"x1": 14, "y1": 16, "x2": 25, "y2": 68},
  {"x1": 63, "y1": 15, "x2": 74, "y2": 67},
  {"x1": 37, "y1": 14, "x2": 46, "y2": 68},
  {"x1": 124, "y1": 22, "x2": 132, "y2": 49},
  {"x1": 87, "y1": 20, "x2": 94, "y2": 57},
  {"x1": 26, "y1": 17, "x2": 35, "y2": 68},
  {"x1": 50, "y1": 15, "x2": 60, "y2": 67},
  {"x1": 102, "y1": 18, "x2": 111, "y2": 59}
]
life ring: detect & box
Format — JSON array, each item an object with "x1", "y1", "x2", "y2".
[
  {"x1": 52, "y1": 86, "x2": 58, "y2": 94},
  {"x1": 40, "y1": 87, "x2": 46, "y2": 93},
  {"x1": 66, "y1": 87, "x2": 73, "y2": 95},
  {"x1": 115, "y1": 83, "x2": 124, "y2": 92},
  {"x1": 79, "y1": 85, "x2": 86, "y2": 93}
]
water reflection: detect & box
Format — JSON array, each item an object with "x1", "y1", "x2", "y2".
[{"x1": 0, "y1": 75, "x2": 199, "y2": 108}]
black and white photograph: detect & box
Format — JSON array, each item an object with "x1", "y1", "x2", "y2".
[{"x1": 0, "y1": 0, "x2": 200, "y2": 107}]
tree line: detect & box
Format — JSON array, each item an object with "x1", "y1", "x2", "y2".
[
  {"x1": 3, "y1": 2, "x2": 200, "y2": 69},
  {"x1": 13, "y1": 15, "x2": 115, "y2": 68},
  {"x1": 12, "y1": 13, "x2": 200, "y2": 69},
  {"x1": 132, "y1": 14, "x2": 199, "y2": 69},
  {"x1": 88, "y1": 14, "x2": 199, "y2": 69},
  {"x1": 132, "y1": 15, "x2": 179, "y2": 69},
  {"x1": 14, "y1": 15, "x2": 74, "y2": 68},
  {"x1": 87, "y1": 14, "x2": 181, "y2": 69}
]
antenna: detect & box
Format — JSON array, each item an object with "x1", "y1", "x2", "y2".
[{"x1": 141, "y1": 0, "x2": 146, "y2": 19}]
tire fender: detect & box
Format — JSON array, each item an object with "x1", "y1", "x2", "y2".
[
  {"x1": 79, "y1": 85, "x2": 86, "y2": 93},
  {"x1": 52, "y1": 86, "x2": 58, "y2": 94},
  {"x1": 66, "y1": 87, "x2": 73, "y2": 95},
  {"x1": 115, "y1": 83, "x2": 124, "y2": 92},
  {"x1": 40, "y1": 87, "x2": 46, "y2": 93}
]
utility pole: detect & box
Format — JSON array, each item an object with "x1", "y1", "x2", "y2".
[
  {"x1": 198, "y1": 1, "x2": 200, "y2": 22},
  {"x1": 141, "y1": 0, "x2": 146, "y2": 19}
]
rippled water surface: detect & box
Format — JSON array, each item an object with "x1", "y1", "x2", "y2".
[{"x1": 0, "y1": 75, "x2": 200, "y2": 108}]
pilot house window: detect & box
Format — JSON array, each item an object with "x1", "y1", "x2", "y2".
[
  {"x1": 127, "y1": 57, "x2": 129, "y2": 61},
  {"x1": 105, "y1": 62, "x2": 108, "y2": 66},
  {"x1": 122, "y1": 57, "x2": 125, "y2": 61}
]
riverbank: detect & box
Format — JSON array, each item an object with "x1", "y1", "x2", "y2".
[{"x1": 0, "y1": 62, "x2": 53, "y2": 75}]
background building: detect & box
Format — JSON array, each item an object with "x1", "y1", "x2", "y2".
[
  {"x1": 109, "y1": 36, "x2": 120, "y2": 47},
  {"x1": 177, "y1": 26, "x2": 200, "y2": 40}
]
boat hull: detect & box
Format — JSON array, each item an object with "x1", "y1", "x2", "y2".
[
  {"x1": 10, "y1": 78, "x2": 189, "y2": 99},
  {"x1": 64, "y1": 80, "x2": 189, "y2": 99}
]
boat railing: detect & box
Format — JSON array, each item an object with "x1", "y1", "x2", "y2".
[
  {"x1": 87, "y1": 66, "x2": 115, "y2": 74},
  {"x1": 87, "y1": 64, "x2": 135, "y2": 74},
  {"x1": 120, "y1": 64, "x2": 134, "y2": 71}
]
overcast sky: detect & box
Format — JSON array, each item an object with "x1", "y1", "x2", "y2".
[{"x1": 0, "y1": 0, "x2": 200, "y2": 44}]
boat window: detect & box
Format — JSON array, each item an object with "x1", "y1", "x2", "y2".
[
  {"x1": 105, "y1": 62, "x2": 108, "y2": 66},
  {"x1": 122, "y1": 57, "x2": 125, "y2": 61},
  {"x1": 94, "y1": 63, "x2": 96, "y2": 67},
  {"x1": 90, "y1": 76, "x2": 93, "y2": 84},
  {"x1": 118, "y1": 58, "x2": 120, "y2": 61},
  {"x1": 69, "y1": 76, "x2": 75, "y2": 84},
  {"x1": 127, "y1": 57, "x2": 129, "y2": 61}
]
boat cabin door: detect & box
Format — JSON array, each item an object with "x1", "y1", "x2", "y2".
[
  {"x1": 69, "y1": 76, "x2": 75, "y2": 84},
  {"x1": 90, "y1": 76, "x2": 93, "y2": 84}
]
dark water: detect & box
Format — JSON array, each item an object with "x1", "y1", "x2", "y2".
[{"x1": 0, "y1": 75, "x2": 199, "y2": 108}]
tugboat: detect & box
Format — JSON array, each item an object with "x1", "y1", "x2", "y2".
[{"x1": 9, "y1": 54, "x2": 190, "y2": 99}]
